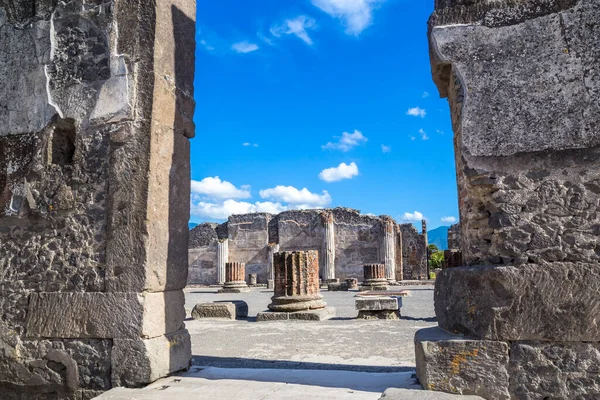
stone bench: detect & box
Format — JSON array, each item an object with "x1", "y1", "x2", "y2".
[
  {"x1": 355, "y1": 296, "x2": 402, "y2": 320},
  {"x1": 191, "y1": 300, "x2": 248, "y2": 320}
]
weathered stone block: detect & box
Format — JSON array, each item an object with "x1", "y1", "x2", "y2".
[
  {"x1": 191, "y1": 303, "x2": 236, "y2": 320},
  {"x1": 435, "y1": 263, "x2": 600, "y2": 341},
  {"x1": 111, "y1": 329, "x2": 191, "y2": 387},
  {"x1": 508, "y1": 341, "x2": 600, "y2": 399},
  {"x1": 327, "y1": 282, "x2": 349, "y2": 291},
  {"x1": 357, "y1": 310, "x2": 400, "y2": 320},
  {"x1": 215, "y1": 300, "x2": 248, "y2": 319},
  {"x1": 415, "y1": 327, "x2": 510, "y2": 399},
  {"x1": 355, "y1": 297, "x2": 400, "y2": 311},
  {"x1": 26, "y1": 291, "x2": 185, "y2": 340},
  {"x1": 256, "y1": 307, "x2": 336, "y2": 322}
]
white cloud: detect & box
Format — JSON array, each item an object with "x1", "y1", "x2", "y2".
[
  {"x1": 257, "y1": 32, "x2": 275, "y2": 46},
  {"x1": 422, "y1": 91, "x2": 429, "y2": 98},
  {"x1": 191, "y1": 199, "x2": 288, "y2": 220},
  {"x1": 401, "y1": 211, "x2": 425, "y2": 222},
  {"x1": 441, "y1": 216, "x2": 457, "y2": 224},
  {"x1": 242, "y1": 142, "x2": 259, "y2": 147},
  {"x1": 200, "y1": 39, "x2": 215, "y2": 51},
  {"x1": 409, "y1": 135, "x2": 416, "y2": 141},
  {"x1": 436, "y1": 129, "x2": 444, "y2": 135},
  {"x1": 318, "y1": 162, "x2": 359, "y2": 182},
  {"x1": 232, "y1": 41, "x2": 259, "y2": 53},
  {"x1": 190, "y1": 177, "x2": 251, "y2": 200},
  {"x1": 322, "y1": 130, "x2": 367, "y2": 152},
  {"x1": 259, "y1": 185, "x2": 332, "y2": 207},
  {"x1": 311, "y1": 0, "x2": 383, "y2": 36},
  {"x1": 270, "y1": 15, "x2": 317, "y2": 45},
  {"x1": 419, "y1": 128, "x2": 429, "y2": 140},
  {"x1": 406, "y1": 107, "x2": 426, "y2": 118},
  {"x1": 381, "y1": 144, "x2": 391, "y2": 153}
]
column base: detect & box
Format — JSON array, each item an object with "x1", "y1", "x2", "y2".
[
  {"x1": 218, "y1": 281, "x2": 250, "y2": 293},
  {"x1": 256, "y1": 307, "x2": 336, "y2": 321},
  {"x1": 268, "y1": 294, "x2": 326, "y2": 312},
  {"x1": 415, "y1": 326, "x2": 600, "y2": 399}
]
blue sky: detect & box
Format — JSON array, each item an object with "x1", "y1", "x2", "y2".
[{"x1": 190, "y1": 0, "x2": 458, "y2": 229}]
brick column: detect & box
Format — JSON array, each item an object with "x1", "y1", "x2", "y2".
[
  {"x1": 361, "y1": 264, "x2": 388, "y2": 291},
  {"x1": 268, "y1": 251, "x2": 326, "y2": 312},
  {"x1": 219, "y1": 262, "x2": 250, "y2": 293}
]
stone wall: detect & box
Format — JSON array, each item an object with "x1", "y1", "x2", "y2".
[
  {"x1": 0, "y1": 0, "x2": 196, "y2": 398},
  {"x1": 447, "y1": 223, "x2": 460, "y2": 251},
  {"x1": 188, "y1": 208, "x2": 428, "y2": 285},
  {"x1": 417, "y1": 1, "x2": 600, "y2": 398},
  {"x1": 399, "y1": 223, "x2": 428, "y2": 280}
]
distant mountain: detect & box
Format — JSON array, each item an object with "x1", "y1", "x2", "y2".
[
  {"x1": 189, "y1": 222, "x2": 198, "y2": 230},
  {"x1": 428, "y1": 226, "x2": 450, "y2": 251}
]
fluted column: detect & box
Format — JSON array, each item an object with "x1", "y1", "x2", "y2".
[
  {"x1": 268, "y1": 250, "x2": 326, "y2": 312},
  {"x1": 382, "y1": 217, "x2": 396, "y2": 282},
  {"x1": 216, "y1": 239, "x2": 228, "y2": 285},
  {"x1": 218, "y1": 262, "x2": 250, "y2": 293},
  {"x1": 321, "y1": 211, "x2": 336, "y2": 280},
  {"x1": 267, "y1": 243, "x2": 280, "y2": 281}
]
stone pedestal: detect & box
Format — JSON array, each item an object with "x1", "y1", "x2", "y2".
[
  {"x1": 248, "y1": 273, "x2": 257, "y2": 286},
  {"x1": 416, "y1": 1, "x2": 600, "y2": 398},
  {"x1": 346, "y1": 278, "x2": 359, "y2": 290},
  {"x1": 360, "y1": 264, "x2": 388, "y2": 291},
  {"x1": 356, "y1": 297, "x2": 401, "y2": 320},
  {"x1": 257, "y1": 250, "x2": 334, "y2": 321},
  {"x1": 218, "y1": 262, "x2": 250, "y2": 293}
]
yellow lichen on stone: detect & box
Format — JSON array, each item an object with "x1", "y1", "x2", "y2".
[{"x1": 450, "y1": 348, "x2": 480, "y2": 375}]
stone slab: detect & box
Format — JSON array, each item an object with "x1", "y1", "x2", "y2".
[
  {"x1": 435, "y1": 263, "x2": 600, "y2": 341},
  {"x1": 26, "y1": 291, "x2": 186, "y2": 339},
  {"x1": 328, "y1": 282, "x2": 349, "y2": 291},
  {"x1": 415, "y1": 327, "x2": 510, "y2": 399},
  {"x1": 256, "y1": 307, "x2": 336, "y2": 322},
  {"x1": 215, "y1": 300, "x2": 249, "y2": 319},
  {"x1": 379, "y1": 388, "x2": 484, "y2": 399},
  {"x1": 359, "y1": 285, "x2": 388, "y2": 291},
  {"x1": 358, "y1": 290, "x2": 409, "y2": 297},
  {"x1": 357, "y1": 310, "x2": 401, "y2": 320},
  {"x1": 191, "y1": 303, "x2": 236, "y2": 320},
  {"x1": 356, "y1": 297, "x2": 400, "y2": 311}
]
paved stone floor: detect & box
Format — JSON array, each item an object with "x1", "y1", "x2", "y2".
[{"x1": 97, "y1": 284, "x2": 456, "y2": 399}]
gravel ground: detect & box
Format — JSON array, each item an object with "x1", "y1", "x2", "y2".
[{"x1": 184, "y1": 285, "x2": 437, "y2": 372}]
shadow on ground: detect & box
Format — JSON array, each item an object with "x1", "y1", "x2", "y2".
[{"x1": 192, "y1": 356, "x2": 415, "y2": 373}]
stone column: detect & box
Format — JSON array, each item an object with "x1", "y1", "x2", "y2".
[
  {"x1": 268, "y1": 251, "x2": 326, "y2": 312},
  {"x1": 219, "y1": 262, "x2": 250, "y2": 293},
  {"x1": 360, "y1": 264, "x2": 387, "y2": 291},
  {"x1": 381, "y1": 217, "x2": 396, "y2": 282},
  {"x1": 321, "y1": 211, "x2": 336, "y2": 281},
  {"x1": 216, "y1": 239, "x2": 228, "y2": 285},
  {"x1": 416, "y1": 2, "x2": 600, "y2": 399},
  {"x1": 267, "y1": 243, "x2": 280, "y2": 281}
]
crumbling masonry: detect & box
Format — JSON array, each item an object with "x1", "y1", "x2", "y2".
[
  {"x1": 188, "y1": 208, "x2": 429, "y2": 285},
  {"x1": 0, "y1": 0, "x2": 196, "y2": 398},
  {"x1": 416, "y1": 0, "x2": 600, "y2": 398}
]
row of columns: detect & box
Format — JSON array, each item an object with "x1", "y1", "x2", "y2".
[{"x1": 214, "y1": 215, "x2": 401, "y2": 284}]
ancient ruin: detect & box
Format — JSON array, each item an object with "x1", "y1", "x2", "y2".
[
  {"x1": 0, "y1": 0, "x2": 195, "y2": 397},
  {"x1": 218, "y1": 262, "x2": 250, "y2": 293},
  {"x1": 188, "y1": 208, "x2": 429, "y2": 285},
  {"x1": 416, "y1": 0, "x2": 600, "y2": 398}
]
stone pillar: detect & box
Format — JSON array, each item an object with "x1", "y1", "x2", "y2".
[
  {"x1": 395, "y1": 228, "x2": 403, "y2": 281},
  {"x1": 416, "y1": 1, "x2": 600, "y2": 399},
  {"x1": 321, "y1": 211, "x2": 336, "y2": 280},
  {"x1": 268, "y1": 251, "x2": 326, "y2": 312},
  {"x1": 0, "y1": 0, "x2": 195, "y2": 396},
  {"x1": 219, "y1": 262, "x2": 250, "y2": 293},
  {"x1": 267, "y1": 243, "x2": 280, "y2": 281},
  {"x1": 216, "y1": 239, "x2": 228, "y2": 285},
  {"x1": 381, "y1": 217, "x2": 396, "y2": 282},
  {"x1": 361, "y1": 264, "x2": 388, "y2": 291}
]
